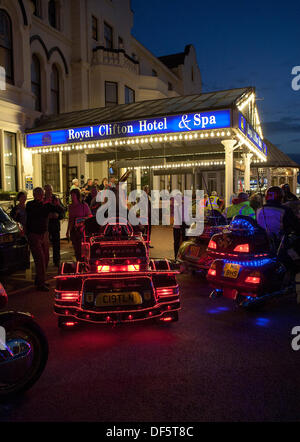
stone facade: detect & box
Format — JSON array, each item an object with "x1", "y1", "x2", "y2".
[{"x1": 0, "y1": 0, "x2": 201, "y2": 195}]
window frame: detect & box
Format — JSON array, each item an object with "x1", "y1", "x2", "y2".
[
  {"x1": 4, "y1": 132, "x2": 18, "y2": 192},
  {"x1": 0, "y1": 9, "x2": 14, "y2": 85},
  {"x1": 105, "y1": 81, "x2": 118, "y2": 107},
  {"x1": 92, "y1": 15, "x2": 98, "y2": 41},
  {"x1": 32, "y1": 0, "x2": 42, "y2": 18},
  {"x1": 31, "y1": 54, "x2": 42, "y2": 112},
  {"x1": 48, "y1": 0, "x2": 58, "y2": 29},
  {"x1": 104, "y1": 21, "x2": 113, "y2": 49},
  {"x1": 50, "y1": 64, "x2": 60, "y2": 114},
  {"x1": 125, "y1": 85, "x2": 135, "y2": 104}
]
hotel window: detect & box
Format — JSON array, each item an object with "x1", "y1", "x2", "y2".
[
  {"x1": 92, "y1": 15, "x2": 98, "y2": 41},
  {"x1": 50, "y1": 64, "x2": 60, "y2": 114},
  {"x1": 125, "y1": 86, "x2": 135, "y2": 104},
  {"x1": 4, "y1": 132, "x2": 17, "y2": 192},
  {"x1": 31, "y1": 55, "x2": 41, "y2": 111},
  {"x1": 42, "y1": 153, "x2": 60, "y2": 192},
  {"x1": 32, "y1": 0, "x2": 42, "y2": 18},
  {"x1": 168, "y1": 82, "x2": 173, "y2": 91},
  {"x1": 105, "y1": 81, "x2": 118, "y2": 106},
  {"x1": 48, "y1": 0, "x2": 58, "y2": 29},
  {"x1": 0, "y1": 9, "x2": 13, "y2": 84},
  {"x1": 104, "y1": 22, "x2": 113, "y2": 49},
  {"x1": 191, "y1": 67, "x2": 194, "y2": 82},
  {"x1": 152, "y1": 69, "x2": 158, "y2": 77}
]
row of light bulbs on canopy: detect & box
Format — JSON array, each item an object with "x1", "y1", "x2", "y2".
[{"x1": 28, "y1": 129, "x2": 233, "y2": 154}]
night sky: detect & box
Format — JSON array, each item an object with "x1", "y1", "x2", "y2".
[{"x1": 131, "y1": 0, "x2": 300, "y2": 156}]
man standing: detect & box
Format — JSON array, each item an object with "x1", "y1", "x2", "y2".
[
  {"x1": 44, "y1": 184, "x2": 65, "y2": 267},
  {"x1": 26, "y1": 187, "x2": 61, "y2": 291},
  {"x1": 225, "y1": 192, "x2": 256, "y2": 221}
]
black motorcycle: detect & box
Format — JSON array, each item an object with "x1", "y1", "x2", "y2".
[
  {"x1": 206, "y1": 215, "x2": 300, "y2": 309},
  {"x1": 0, "y1": 282, "x2": 48, "y2": 397}
]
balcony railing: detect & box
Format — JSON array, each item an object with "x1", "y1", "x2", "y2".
[{"x1": 92, "y1": 46, "x2": 139, "y2": 75}]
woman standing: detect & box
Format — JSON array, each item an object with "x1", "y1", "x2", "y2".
[{"x1": 66, "y1": 189, "x2": 91, "y2": 261}]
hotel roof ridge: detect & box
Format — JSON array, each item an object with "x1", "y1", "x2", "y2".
[{"x1": 26, "y1": 86, "x2": 255, "y2": 133}]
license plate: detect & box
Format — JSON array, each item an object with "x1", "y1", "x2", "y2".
[
  {"x1": 223, "y1": 263, "x2": 241, "y2": 279},
  {"x1": 0, "y1": 234, "x2": 13, "y2": 244},
  {"x1": 189, "y1": 246, "x2": 199, "y2": 257},
  {"x1": 95, "y1": 291, "x2": 143, "y2": 307}
]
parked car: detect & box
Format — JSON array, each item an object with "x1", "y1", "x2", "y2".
[{"x1": 0, "y1": 206, "x2": 29, "y2": 274}]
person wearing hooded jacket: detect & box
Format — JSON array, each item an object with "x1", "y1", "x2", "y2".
[{"x1": 225, "y1": 192, "x2": 255, "y2": 221}]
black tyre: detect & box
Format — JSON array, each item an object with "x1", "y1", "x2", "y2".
[{"x1": 0, "y1": 316, "x2": 48, "y2": 398}]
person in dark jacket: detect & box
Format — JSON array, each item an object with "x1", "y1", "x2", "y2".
[
  {"x1": 257, "y1": 186, "x2": 300, "y2": 238},
  {"x1": 44, "y1": 184, "x2": 65, "y2": 267},
  {"x1": 257, "y1": 186, "x2": 300, "y2": 274},
  {"x1": 26, "y1": 187, "x2": 62, "y2": 291},
  {"x1": 281, "y1": 183, "x2": 298, "y2": 202}
]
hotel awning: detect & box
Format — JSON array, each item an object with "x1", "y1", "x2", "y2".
[{"x1": 25, "y1": 86, "x2": 268, "y2": 204}]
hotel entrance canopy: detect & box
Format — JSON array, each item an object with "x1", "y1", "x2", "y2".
[{"x1": 25, "y1": 86, "x2": 267, "y2": 204}]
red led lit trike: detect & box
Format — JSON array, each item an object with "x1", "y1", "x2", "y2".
[{"x1": 54, "y1": 216, "x2": 180, "y2": 329}]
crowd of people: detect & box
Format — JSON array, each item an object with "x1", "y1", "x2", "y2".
[{"x1": 9, "y1": 177, "x2": 300, "y2": 289}]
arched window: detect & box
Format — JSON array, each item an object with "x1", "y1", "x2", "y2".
[
  {"x1": 48, "y1": 0, "x2": 58, "y2": 28},
  {"x1": 51, "y1": 64, "x2": 60, "y2": 114},
  {"x1": 31, "y1": 55, "x2": 41, "y2": 111},
  {"x1": 0, "y1": 9, "x2": 13, "y2": 84}
]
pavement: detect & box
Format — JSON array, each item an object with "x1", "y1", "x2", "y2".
[{"x1": 2, "y1": 226, "x2": 174, "y2": 296}]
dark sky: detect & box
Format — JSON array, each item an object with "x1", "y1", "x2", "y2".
[{"x1": 131, "y1": 0, "x2": 300, "y2": 155}]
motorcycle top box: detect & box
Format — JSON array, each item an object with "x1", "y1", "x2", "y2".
[
  {"x1": 177, "y1": 210, "x2": 227, "y2": 274},
  {"x1": 54, "y1": 217, "x2": 180, "y2": 328},
  {"x1": 206, "y1": 215, "x2": 291, "y2": 307}
]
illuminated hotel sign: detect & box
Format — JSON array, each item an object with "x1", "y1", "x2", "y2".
[
  {"x1": 26, "y1": 109, "x2": 231, "y2": 148},
  {"x1": 238, "y1": 113, "x2": 267, "y2": 155}
]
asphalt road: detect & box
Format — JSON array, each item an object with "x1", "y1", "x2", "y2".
[{"x1": 1, "y1": 227, "x2": 300, "y2": 422}]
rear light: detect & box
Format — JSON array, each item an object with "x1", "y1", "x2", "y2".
[
  {"x1": 245, "y1": 276, "x2": 261, "y2": 284},
  {"x1": 234, "y1": 244, "x2": 250, "y2": 253},
  {"x1": 208, "y1": 268, "x2": 216, "y2": 277},
  {"x1": 65, "y1": 322, "x2": 76, "y2": 327},
  {"x1": 160, "y1": 316, "x2": 174, "y2": 322},
  {"x1": 97, "y1": 264, "x2": 140, "y2": 273},
  {"x1": 156, "y1": 287, "x2": 178, "y2": 298},
  {"x1": 59, "y1": 292, "x2": 79, "y2": 302},
  {"x1": 208, "y1": 240, "x2": 217, "y2": 250}
]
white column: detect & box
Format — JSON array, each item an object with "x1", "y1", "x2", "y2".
[
  {"x1": 153, "y1": 175, "x2": 160, "y2": 191},
  {"x1": 181, "y1": 174, "x2": 185, "y2": 192},
  {"x1": 59, "y1": 152, "x2": 63, "y2": 194},
  {"x1": 136, "y1": 167, "x2": 141, "y2": 190},
  {"x1": 242, "y1": 153, "x2": 253, "y2": 192},
  {"x1": 222, "y1": 140, "x2": 238, "y2": 207},
  {"x1": 32, "y1": 153, "x2": 42, "y2": 188},
  {"x1": 164, "y1": 175, "x2": 169, "y2": 191},
  {"x1": 293, "y1": 168, "x2": 298, "y2": 194}
]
